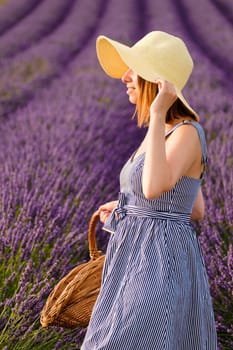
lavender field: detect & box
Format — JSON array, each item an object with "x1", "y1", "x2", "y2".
[{"x1": 0, "y1": 0, "x2": 232, "y2": 349}]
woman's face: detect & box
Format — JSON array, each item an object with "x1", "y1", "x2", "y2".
[{"x1": 121, "y1": 68, "x2": 139, "y2": 104}]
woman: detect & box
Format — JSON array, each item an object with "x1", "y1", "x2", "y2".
[{"x1": 81, "y1": 31, "x2": 217, "y2": 349}]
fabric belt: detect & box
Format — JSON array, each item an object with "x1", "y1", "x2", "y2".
[{"x1": 106, "y1": 192, "x2": 191, "y2": 233}]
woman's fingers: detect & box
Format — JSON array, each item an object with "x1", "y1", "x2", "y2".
[
  {"x1": 97, "y1": 200, "x2": 118, "y2": 223},
  {"x1": 155, "y1": 79, "x2": 176, "y2": 95},
  {"x1": 150, "y1": 79, "x2": 177, "y2": 116},
  {"x1": 99, "y1": 209, "x2": 111, "y2": 224},
  {"x1": 98, "y1": 200, "x2": 118, "y2": 212}
]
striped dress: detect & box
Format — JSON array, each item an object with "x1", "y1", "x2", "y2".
[{"x1": 81, "y1": 121, "x2": 217, "y2": 349}]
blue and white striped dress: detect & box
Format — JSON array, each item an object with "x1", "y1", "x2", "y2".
[{"x1": 81, "y1": 121, "x2": 217, "y2": 349}]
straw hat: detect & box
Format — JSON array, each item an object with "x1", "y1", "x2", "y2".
[{"x1": 96, "y1": 31, "x2": 198, "y2": 120}]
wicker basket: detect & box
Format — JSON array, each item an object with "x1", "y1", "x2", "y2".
[{"x1": 40, "y1": 211, "x2": 105, "y2": 328}]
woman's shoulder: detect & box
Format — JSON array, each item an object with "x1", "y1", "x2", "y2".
[
  {"x1": 181, "y1": 120, "x2": 207, "y2": 144},
  {"x1": 166, "y1": 119, "x2": 207, "y2": 156},
  {"x1": 172, "y1": 119, "x2": 208, "y2": 164}
]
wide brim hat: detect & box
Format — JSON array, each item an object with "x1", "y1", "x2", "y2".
[{"x1": 96, "y1": 31, "x2": 199, "y2": 121}]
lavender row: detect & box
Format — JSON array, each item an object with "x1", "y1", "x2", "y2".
[
  {"x1": 0, "y1": 0, "x2": 75, "y2": 59},
  {"x1": 0, "y1": 0, "x2": 106, "y2": 116},
  {"x1": 0, "y1": 0, "x2": 39, "y2": 35},
  {"x1": 173, "y1": 0, "x2": 233, "y2": 82},
  {"x1": 212, "y1": 0, "x2": 233, "y2": 24}
]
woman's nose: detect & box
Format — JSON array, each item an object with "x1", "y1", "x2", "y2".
[{"x1": 121, "y1": 69, "x2": 132, "y2": 83}]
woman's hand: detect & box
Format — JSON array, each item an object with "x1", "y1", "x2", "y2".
[
  {"x1": 97, "y1": 200, "x2": 118, "y2": 224},
  {"x1": 150, "y1": 79, "x2": 177, "y2": 118}
]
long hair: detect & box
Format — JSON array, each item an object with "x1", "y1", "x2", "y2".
[{"x1": 135, "y1": 76, "x2": 198, "y2": 127}]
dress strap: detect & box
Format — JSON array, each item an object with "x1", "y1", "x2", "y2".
[
  {"x1": 190, "y1": 121, "x2": 208, "y2": 166},
  {"x1": 165, "y1": 120, "x2": 191, "y2": 138}
]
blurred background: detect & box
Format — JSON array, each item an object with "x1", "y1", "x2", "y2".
[{"x1": 0, "y1": 0, "x2": 232, "y2": 349}]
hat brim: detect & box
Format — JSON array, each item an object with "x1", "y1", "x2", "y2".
[
  {"x1": 96, "y1": 36, "x2": 132, "y2": 78},
  {"x1": 96, "y1": 35, "x2": 199, "y2": 121}
]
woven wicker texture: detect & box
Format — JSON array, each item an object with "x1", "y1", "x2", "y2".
[{"x1": 40, "y1": 211, "x2": 105, "y2": 328}]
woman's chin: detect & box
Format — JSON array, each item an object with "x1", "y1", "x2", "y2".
[{"x1": 128, "y1": 96, "x2": 137, "y2": 104}]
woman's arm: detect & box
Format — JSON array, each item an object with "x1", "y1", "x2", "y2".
[
  {"x1": 142, "y1": 80, "x2": 201, "y2": 199},
  {"x1": 191, "y1": 188, "x2": 205, "y2": 221}
]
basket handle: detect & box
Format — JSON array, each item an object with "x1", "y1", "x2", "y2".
[{"x1": 88, "y1": 210, "x2": 101, "y2": 260}]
